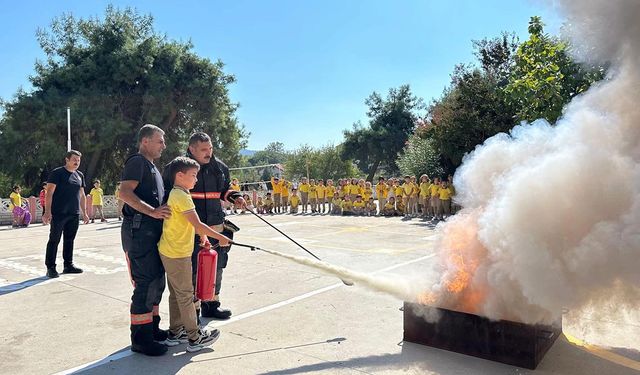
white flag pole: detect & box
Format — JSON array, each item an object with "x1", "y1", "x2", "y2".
[{"x1": 67, "y1": 107, "x2": 71, "y2": 151}]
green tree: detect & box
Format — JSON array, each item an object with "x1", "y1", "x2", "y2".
[
  {"x1": 342, "y1": 85, "x2": 423, "y2": 181},
  {"x1": 396, "y1": 134, "x2": 443, "y2": 178},
  {"x1": 248, "y1": 142, "x2": 288, "y2": 166},
  {"x1": 504, "y1": 16, "x2": 605, "y2": 124},
  {"x1": 0, "y1": 6, "x2": 247, "y2": 192},
  {"x1": 285, "y1": 144, "x2": 360, "y2": 181}
]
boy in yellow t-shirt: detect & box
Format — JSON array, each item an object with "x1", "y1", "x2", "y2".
[
  {"x1": 158, "y1": 157, "x2": 231, "y2": 352},
  {"x1": 263, "y1": 193, "x2": 274, "y2": 214},
  {"x1": 352, "y1": 195, "x2": 366, "y2": 215},
  {"x1": 341, "y1": 196, "x2": 354, "y2": 216},
  {"x1": 401, "y1": 176, "x2": 413, "y2": 217},
  {"x1": 89, "y1": 180, "x2": 106, "y2": 223},
  {"x1": 429, "y1": 178, "x2": 441, "y2": 220},
  {"x1": 316, "y1": 179, "x2": 326, "y2": 214},
  {"x1": 325, "y1": 179, "x2": 336, "y2": 213},
  {"x1": 438, "y1": 181, "x2": 452, "y2": 220},
  {"x1": 383, "y1": 196, "x2": 398, "y2": 216},
  {"x1": 331, "y1": 192, "x2": 342, "y2": 215},
  {"x1": 298, "y1": 177, "x2": 310, "y2": 213},
  {"x1": 419, "y1": 174, "x2": 431, "y2": 218},
  {"x1": 9, "y1": 185, "x2": 24, "y2": 227},
  {"x1": 365, "y1": 197, "x2": 376, "y2": 216},
  {"x1": 308, "y1": 179, "x2": 318, "y2": 213},
  {"x1": 375, "y1": 177, "x2": 388, "y2": 216},
  {"x1": 281, "y1": 180, "x2": 290, "y2": 213},
  {"x1": 289, "y1": 188, "x2": 301, "y2": 214}
]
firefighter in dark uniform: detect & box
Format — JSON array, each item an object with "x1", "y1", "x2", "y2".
[
  {"x1": 186, "y1": 132, "x2": 245, "y2": 320},
  {"x1": 119, "y1": 124, "x2": 172, "y2": 356}
]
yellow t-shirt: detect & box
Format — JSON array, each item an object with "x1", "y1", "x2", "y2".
[
  {"x1": 271, "y1": 177, "x2": 283, "y2": 194},
  {"x1": 429, "y1": 183, "x2": 440, "y2": 198},
  {"x1": 353, "y1": 200, "x2": 365, "y2": 209},
  {"x1": 90, "y1": 187, "x2": 104, "y2": 206},
  {"x1": 439, "y1": 187, "x2": 452, "y2": 200},
  {"x1": 411, "y1": 182, "x2": 420, "y2": 197},
  {"x1": 419, "y1": 182, "x2": 430, "y2": 197},
  {"x1": 309, "y1": 185, "x2": 318, "y2": 199},
  {"x1": 264, "y1": 198, "x2": 274, "y2": 207},
  {"x1": 376, "y1": 183, "x2": 388, "y2": 199},
  {"x1": 158, "y1": 188, "x2": 196, "y2": 258},
  {"x1": 325, "y1": 185, "x2": 336, "y2": 198},
  {"x1": 449, "y1": 184, "x2": 456, "y2": 196},
  {"x1": 332, "y1": 198, "x2": 343, "y2": 207},
  {"x1": 230, "y1": 183, "x2": 241, "y2": 191},
  {"x1": 316, "y1": 185, "x2": 326, "y2": 199},
  {"x1": 341, "y1": 200, "x2": 353, "y2": 211},
  {"x1": 394, "y1": 186, "x2": 403, "y2": 197},
  {"x1": 290, "y1": 195, "x2": 300, "y2": 207},
  {"x1": 299, "y1": 183, "x2": 310, "y2": 193},
  {"x1": 9, "y1": 192, "x2": 21, "y2": 209},
  {"x1": 339, "y1": 185, "x2": 347, "y2": 198},
  {"x1": 384, "y1": 202, "x2": 394, "y2": 210},
  {"x1": 362, "y1": 187, "x2": 373, "y2": 201},
  {"x1": 350, "y1": 185, "x2": 362, "y2": 195},
  {"x1": 281, "y1": 182, "x2": 290, "y2": 197},
  {"x1": 402, "y1": 183, "x2": 413, "y2": 197}
]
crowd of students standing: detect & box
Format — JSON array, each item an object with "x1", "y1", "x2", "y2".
[{"x1": 228, "y1": 174, "x2": 458, "y2": 221}]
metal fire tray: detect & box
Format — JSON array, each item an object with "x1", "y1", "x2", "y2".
[{"x1": 403, "y1": 302, "x2": 561, "y2": 369}]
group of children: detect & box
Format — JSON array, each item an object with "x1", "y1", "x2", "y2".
[{"x1": 229, "y1": 175, "x2": 457, "y2": 220}]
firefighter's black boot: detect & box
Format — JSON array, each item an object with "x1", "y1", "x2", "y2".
[
  {"x1": 131, "y1": 323, "x2": 168, "y2": 356},
  {"x1": 201, "y1": 301, "x2": 232, "y2": 320},
  {"x1": 152, "y1": 315, "x2": 169, "y2": 342}
]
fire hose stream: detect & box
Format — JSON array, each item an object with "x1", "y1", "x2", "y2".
[{"x1": 231, "y1": 241, "x2": 416, "y2": 302}]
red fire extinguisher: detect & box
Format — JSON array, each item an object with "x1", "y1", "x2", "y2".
[{"x1": 195, "y1": 243, "x2": 218, "y2": 301}]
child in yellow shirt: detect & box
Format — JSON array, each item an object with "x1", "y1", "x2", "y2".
[
  {"x1": 375, "y1": 177, "x2": 388, "y2": 216},
  {"x1": 352, "y1": 195, "x2": 366, "y2": 215},
  {"x1": 365, "y1": 197, "x2": 376, "y2": 216},
  {"x1": 429, "y1": 178, "x2": 441, "y2": 220},
  {"x1": 341, "y1": 196, "x2": 354, "y2": 216},
  {"x1": 308, "y1": 179, "x2": 318, "y2": 213},
  {"x1": 419, "y1": 174, "x2": 431, "y2": 218},
  {"x1": 325, "y1": 179, "x2": 336, "y2": 213},
  {"x1": 158, "y1": 157, "x2": 230, "y2": 352},
  {"x1": 298, "y1": 177, "x2": 310, "y2": 213},
  {"x1": 316, "y1": 179, "x2": 326, "y2": 213},
  {"x1": 289, "y1": 188, "x2": 301, "y2": 214},
  {"x1": 89, "y1": 180, "x2": 106, "y2": 223},
  {"x1": 383, "y1": 197, "x2": 398, "y2": 216},
  {"x1": 438, "y1": 181, "x2": 452, "y2": 220},
  {"x1": 263, "y1": 193, "x2": 274, "y2": 214},
  {"x1": 331, "y1": 193, "x2": 342, "y2": 215}
]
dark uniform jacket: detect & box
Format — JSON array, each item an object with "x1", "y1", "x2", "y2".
[{"x1": 186, "y1": 151, "x2": 241, "y2": 226}]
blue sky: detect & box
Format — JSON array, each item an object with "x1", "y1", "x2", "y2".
[{"x1": 0, "y1": 0, "x2": 562, "y2": 150}]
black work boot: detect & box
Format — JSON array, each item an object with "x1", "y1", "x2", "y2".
[
  {"x1": 46, "y1": 268, "x2": 59, "y2": 278},
  {"x1": 63, "y1": 264, "x2": 83, "y2": 274},
  {"x1": 131, "y1": 323, "x2": 168, "y2": 356},
  {"x1": 200, "y1": 301, "x2": 232, "y2": 320},
  {"x1": 152, "y1": 315, "x2": 169, "y2": 343}
]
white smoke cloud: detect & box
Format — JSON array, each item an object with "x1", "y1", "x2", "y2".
[{"x1": 434, "y1": 0, "x2": 640, "y2": 323}]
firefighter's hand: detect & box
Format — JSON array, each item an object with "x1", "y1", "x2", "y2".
[
  {"x1": 42, "y1": 212, "x2": 51, "y2": 225},
  {"x1": 150, "y1": 205, "x2": 171, "y2": 219},
  {"x1": 218, "y1": 236, "x2": 232, "y2": 247}
]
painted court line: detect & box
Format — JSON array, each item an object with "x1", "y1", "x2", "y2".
[{"x1": 54, "y1": 253, "x2": 435, "y2": 375}]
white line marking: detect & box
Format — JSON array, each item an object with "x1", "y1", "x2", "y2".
[{"x1": 54, "y1": 253, "x2": 436, "y2": 374}]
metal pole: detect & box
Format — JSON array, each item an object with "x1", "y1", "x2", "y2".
[{"x1": 66, "y1": 107, "x2": 71, "y2": 151}]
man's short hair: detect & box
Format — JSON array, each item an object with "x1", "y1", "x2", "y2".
[
  {"x1": 188, "y1": 132, "x2": 211, "y2": 146},
  {"x1": 165, "y1": 156, "x2": 200, "y2": 184},
  {"x1": 65, "y1": 150, "x2": 82, "y2": 159},
  {"x1": 138, "y1": 124, "x2": 164, "y2": 143}
]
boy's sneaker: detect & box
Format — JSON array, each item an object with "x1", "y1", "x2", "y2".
[
  {"x1": 187, "y1": 329, "x2": 220, "y2": 353},
  {"x1": 163, "y1": 328, "x2": 189, "y2": 347}
]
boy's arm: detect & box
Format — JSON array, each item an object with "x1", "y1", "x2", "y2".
[{"x1": 182, "y1": 210, "x2": 232, "y2": 246}]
